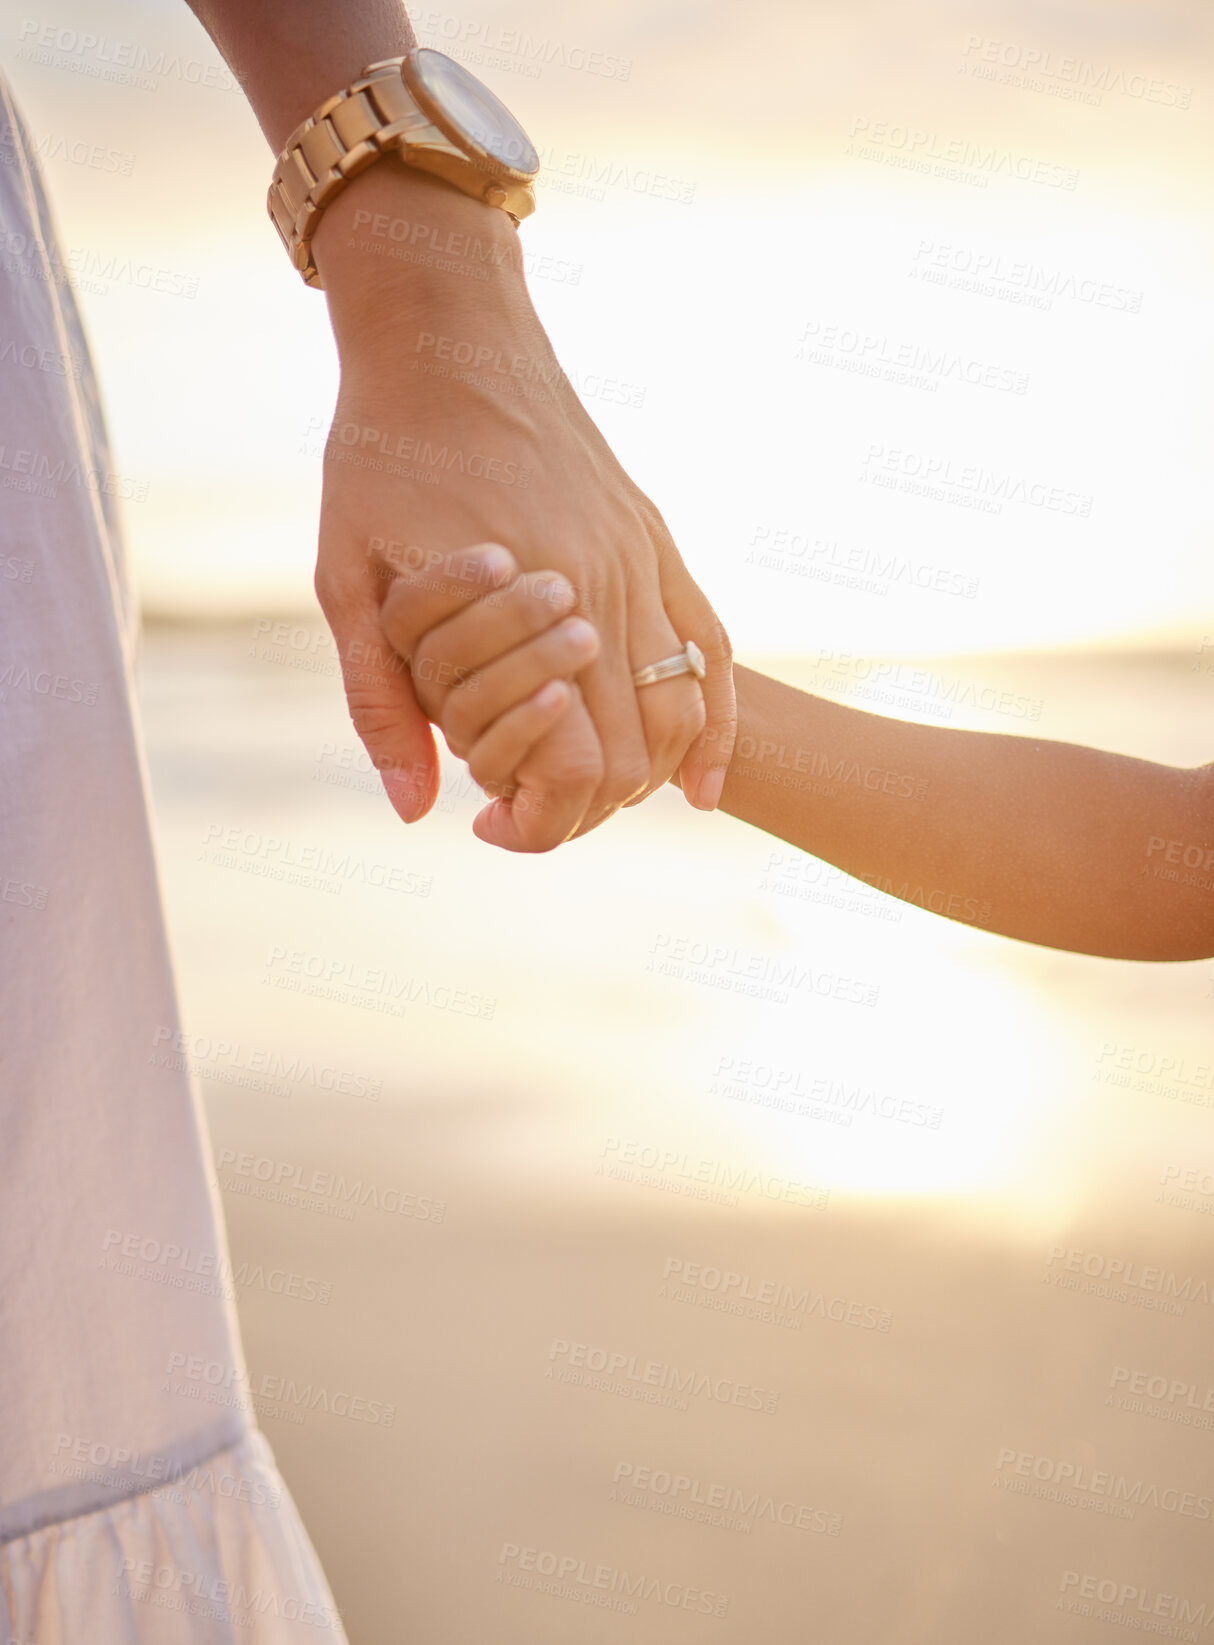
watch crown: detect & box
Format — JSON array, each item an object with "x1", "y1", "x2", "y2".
[{"x1": 483, "y1": 184, "x2": 508, "y2": 207}]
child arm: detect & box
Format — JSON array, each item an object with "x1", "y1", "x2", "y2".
[{"x1": 719, "y1": 665, "x2": 1214, "y2": 962}]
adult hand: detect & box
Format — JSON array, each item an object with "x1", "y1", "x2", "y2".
[{"x1": 308, "y1": 165, "x2": 733, "y2": 849}]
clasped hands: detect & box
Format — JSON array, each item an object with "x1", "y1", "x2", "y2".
[
  {"x1": 309, "y1": 167, "x2": 734, "y2": 849},
  {"x1": 375, "y1": 541, "x2": 725, "y2": 850}
]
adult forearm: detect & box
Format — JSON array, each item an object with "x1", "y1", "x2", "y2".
[
  {"x1": 723, "y1": 666, "x2": 1214, "y2": 962},
  {"x1": 185, "y1": 0, "x2": 416, "y2": 151}
]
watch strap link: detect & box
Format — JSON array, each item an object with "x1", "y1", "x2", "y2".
[{"x1": 267, "y1": 58, "x2": 534, "y2": 289}]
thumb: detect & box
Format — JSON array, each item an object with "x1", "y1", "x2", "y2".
[
  {"x1": 655, "y1": 548, "x2": 735, "y2": 811},
  {"x1": 328, "y1": 606, "x2": 440, "y2": 824}
]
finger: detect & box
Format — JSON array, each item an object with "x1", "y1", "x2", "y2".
[
  {"x1": 324, "y1": 600, "x2": 439, "y2": 824},
  {"x1": 412, "y1": 570, "x2": 578, "y2": 722},
  {"x1": 656, "y1": 547, "x2": 735, "y2": 810},
  {"x1": 379, "y1": 541, "x2": 517, "y2": 665},
  {"x1": 416, "y1": 571, "x2": 577, "y2": 693},
  {"x1": 465, "y1": 679, "x2": 571, "y2": 795},
  {"x1": 561, "y1": 573, "x2": 651, "y2": 833},
  {"x1": 442, "y1": 616, "x2": 599, "y2": 756},
  {"x1": 618, "y1": 591, "x2": 706, "y2": 809},
  {"x1": 566, "y1": 569, "x2": 702, "y2": 834},
  {"x1": 472, "y1": 686, "x2": 603, "y2": 852}
]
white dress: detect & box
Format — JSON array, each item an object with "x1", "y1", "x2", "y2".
[{"x1": 0, "y1": 76, "x2": 349, "y2": 1643}]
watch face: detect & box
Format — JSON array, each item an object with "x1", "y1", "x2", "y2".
[{"x1": 404, "y1": 49, "x2": 539, "y2": 179}]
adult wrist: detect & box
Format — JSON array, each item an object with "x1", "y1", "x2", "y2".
[{"x1": 314, "y1": 161, "x2": 535, "y2": 357}]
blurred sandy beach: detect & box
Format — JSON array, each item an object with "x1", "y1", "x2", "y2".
[{"x1": 140, "y1": 627, "x2": 1214, "y2": 1643}]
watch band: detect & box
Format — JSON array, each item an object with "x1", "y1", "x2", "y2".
[{"x1": 267, "y1": 57, "x2": 537, "y2": 290}]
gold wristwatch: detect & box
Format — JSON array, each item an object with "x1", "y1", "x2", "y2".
[{"x1": 268, "y1": 48, "x2": 540, "y2": 289}]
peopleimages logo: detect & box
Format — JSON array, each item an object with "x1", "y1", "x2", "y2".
[
  {"x1": 215, "y1": 1149, "x2": 445, "y2": 1223},
  {"x1": 16, "y1": 21, "x2": 241, "y2": 93},
  {"x1": 1110, "y1": 1365, "x2": 1214, "y2": 1410},
  {"x1": 546, "y1": 1338, "x2": 780, "y2": 1415},
  {"x1": 598, "y1": 1136, "x2": 828, "y2": 1209},
  {"x1": 959, "y1": 35, "x2": 1191, "y2": 108},
  {"x1": 1107, "y1": 1365, "x2": 1214, "y2": 1435},
  {"x1": 323, "y1": 419, "x2": 530, "y2": 488},
  {"x1": 1058, "y1": 1571, "x2": 1214, "y2": 1627},
  {"x1": 848, "y1": 116, "x2": 1079, "y2": 190},
  {"x1": 496, "y1": 1543, "x2": 727, "y2": 1617},
  {"x1": 0, "y1": 441, "x2": 148, "y2": 501},
  {"x1": 994, "y1": 1447, "x2": 1211, "y2": 1520},
  {"x1": 102, "y1": 1230, "x2": 331, "y2": 1306},
  {"x1": 1043, "y1": 1245, "x2": 1214, "y2": 1314},
  {"x1": 909, "y1": 239, "x2": 1144, "y2": 314},
  {"x1": 662, "y1": 1258, "x2": 893, "y2": 1332},
  {"x1": 114, "y1": 1557, "x2": 343, "y2": 1631},
  {"x1": 745, "y1": 524, "x2": 979, "y2": 600},
  {"x1": 611, "y1": 1462, "x2": 843, "y2": 1536},
  {"x1": 860, "y1": 444, "x2": 1092, "y2": 516},
  {"x1": 1092, "y1": 1041, "x2": 1214, "y2": 1105},
  {"x1": 796, "y1": 317, "x2": 1028, "y2": 395},
  {"x1": 150, "y1": 1026, "x2": 382, "y2": 1101},
  {"x1": 647, "y1": 932, "x2": 880, "y2": 1009},
  {"x1": 165, "y1": 1354, "x2": 396, "y2": 1428},
  {"x1": 50, "y1": 1435, "x2": 282, "y2": 1508}
]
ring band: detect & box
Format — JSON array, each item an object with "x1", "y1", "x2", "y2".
[{"x1": 632, "y1": 640, "x2": 706, "y2": 690}]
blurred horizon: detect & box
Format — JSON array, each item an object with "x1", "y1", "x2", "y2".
[{"x1": 140, "y1": 607, "x2": 1211, "y2": 661}]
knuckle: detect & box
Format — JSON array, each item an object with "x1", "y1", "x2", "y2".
[
  {"x1": 559, "y1": 752, "x2": 606, "y2": 793},
  {"x1": 344, "y1": 690, "x2": 400, "y2": 753},
  {"x1": 529, "y1": 739, "x2": 603, "y2": 796},
  {"x1": 499, "y1": 579, "x2": 546, "y2": 634},
  {"x1": 378, "y1": 577, "x2": 417, "y2": 646},
  {"x1": 313, "y1": 560, "x2": 347, "y2": 621},
  {"x1": 341, "y1": 633, "x2": 404, "y2": 693},
  {"x1": 632, "y1": 489, "x2": 674, "y2": 546},
  {"x1": 428, "y1": 563, "x2": 472, "y2": 602},
  {"x1": 440, "y1": 691, "x2": 478, "y2": 754},
  {"x1": 401, "y1": 631, "x2": 468, "y2": 705},
  {"x1": 599, "y1": 752, "x2": 650, "y2": 809},
  {"x1": 519, "y1": 570, "x2": 575, "y2": 623},
  {"x1": 365, "y1": 538, "x2": 418, "y2": 580},
  {"x1": 409, "y1": 633, "x2": 443, "y2": 681},
  {"x1": 412, "y1": 679, "x2": 442, "y2": 721},
  {"x1": 445, "y1": 541, "x2": 514, "y2": 595},
  {"x1": 466, "y1": 747, "x2": 498, "y2": 789},
  {"x1": 697, "y1": 616, "x2": 732, "y2": 669},
  {"x1": 668, "y1": 686, "x2": 708, "y2": 752}
]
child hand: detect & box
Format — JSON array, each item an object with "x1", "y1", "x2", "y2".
[{"x1": 378, "y1": 541, "x2": 603, "y2": 846}]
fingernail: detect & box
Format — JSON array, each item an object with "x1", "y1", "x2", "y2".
[
  {"x1": 533, "y1": 679, "x2": 569, "y2": 710},
  {"x1": 688, "y1": 766, "x2": 725, "y2": 812},
  {"x1": 564, "y1": 617, "x2": 598, "y2": 654},
  {"x1": 540, "y1": 575, "x2": 576, "y2": 610},
  {"x1": 481, "y1": 545, "x2": 514, "y2": 582}
]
